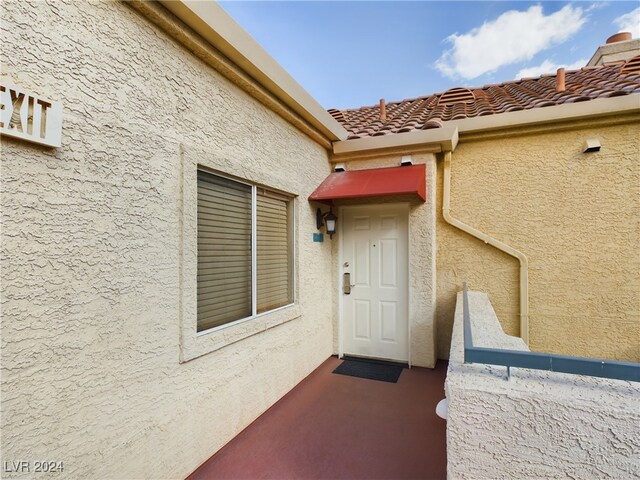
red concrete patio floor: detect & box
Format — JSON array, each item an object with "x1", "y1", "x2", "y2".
[{"x1": 187, "y1": 356, "x2": 448, "y2": 480}]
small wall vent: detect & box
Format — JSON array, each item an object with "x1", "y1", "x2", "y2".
[{"x1": 583, "y1": 139, "x2": 601, "y2": 153}]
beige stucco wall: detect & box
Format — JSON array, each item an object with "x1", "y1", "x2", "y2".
[
  {"x1": 330, "y1": 154, "x2": 437, "y2": 368},
  {"x1": 446, "y1": 291, "x2": 640, "y2": 479},
  {"x1": 436, "y1": 120, "x2": 640, "y2": 361},
  {"x1": 1, "y1": 1, "x2": 334, "y2": 478}
]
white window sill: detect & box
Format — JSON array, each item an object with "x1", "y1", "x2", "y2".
[{"x1": 180, "y1": 303, "x2": 302, "y2": 363}]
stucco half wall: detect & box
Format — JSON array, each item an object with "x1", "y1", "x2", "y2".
[
  {"x1": 1, "y1": 1, "x2": 334, "y2": 478},
  {"x1": 436, "y1": 119, "x2": 640, "y2": 361},
  {"x1": 446, "y1": 291, "x2": 640, "y2": 478}
]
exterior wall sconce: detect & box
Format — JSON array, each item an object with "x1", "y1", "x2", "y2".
[{"x1": 316, "y1": 207, "x2": 337, "y2": 239}]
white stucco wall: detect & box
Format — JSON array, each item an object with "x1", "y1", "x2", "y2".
[
  {"x1": 1, "y1": 1, "x2": 334, "y2": 478},
  {"x1": 446, "y1": 291, "x2": 640, "y2": 479}
]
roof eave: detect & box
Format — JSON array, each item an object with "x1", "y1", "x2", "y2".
[
  {"x1": 331, "y1": 125, "x2": 459, "y2": 161},
  {"x1": 157, "y1": 0, "x2": 349, "y2": 143},
  {"x1": 450, "y1": 94, "x2": 640, "y2": 134}
]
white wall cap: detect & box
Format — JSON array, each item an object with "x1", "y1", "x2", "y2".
[{"x1": 447, "y1": 291, "x2": 640, "y2": 404}]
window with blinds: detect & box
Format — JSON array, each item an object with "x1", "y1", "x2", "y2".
[
  {"x1": 197, "y1": 171, "x2": 252, "y2": 332},
  {"x1": 257, "y1": 190, "x2": 293, "y2": 313},
  {"x1": 197, "y1": 169, "x2": 294, "y2": 333}
]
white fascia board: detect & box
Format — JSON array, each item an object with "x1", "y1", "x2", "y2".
[
  {"x1": 160, "y1": 0, "x2": 349, "y2": 142},
  {"x1": 332, "y1": 125, "x2": 459, "y2": 156},
  {"x1": 451, "y1": 94, "x2": 640, "y2": 134}
]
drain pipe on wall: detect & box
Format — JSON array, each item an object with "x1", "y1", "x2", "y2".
[{"x1": 442, "y1": 151, "x2": 529, "y2": 345}]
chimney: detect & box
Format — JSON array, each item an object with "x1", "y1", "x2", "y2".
[
  {"x1": 606, "y1": 32, "x2": 632, "y2": 44},
  {"x1": 587, "y1": 32, "x2": 640, "y2": 67},
  {"x1": 379, "y1": 99, "x2": 386, "y2": 122},
  {"x1": 556, "y1": 68, "x2": 565, "y2": 93}
]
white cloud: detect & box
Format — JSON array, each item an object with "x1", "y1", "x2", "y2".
[
  {"x1": 515, "y1": 58, "x2": 588, "y2": 79},
  {"x1": 436, "y1": 5, "x2": 587, "y2": 80},
  {"x1": 586, "y1": 2, "x2": 610, "y2": 14},
  {"x1": 613, "y1": 7, "x2": 640, "y2": 38}
]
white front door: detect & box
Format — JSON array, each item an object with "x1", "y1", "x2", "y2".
[{"x1": 341, "y1": 204, "x2": 409, "y2": 362}]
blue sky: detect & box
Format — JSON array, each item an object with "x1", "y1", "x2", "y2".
[{"x1": 219, "y1": 1, "x2": 640, "y2": 109}]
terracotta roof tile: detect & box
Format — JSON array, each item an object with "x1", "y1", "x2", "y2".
[{"x1": 328, "y1": 63, "x2": 640, "y2": 138}]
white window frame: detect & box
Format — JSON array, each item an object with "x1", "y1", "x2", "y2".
[
  {"x1": 179, "y1": 147, "x2": 300, "y2": 363},
  {"x1": 195, "y1": 169, "x2": 295, "y2": 335}
]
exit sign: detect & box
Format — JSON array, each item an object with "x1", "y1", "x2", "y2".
[{"x1": 1, "y1": 83, "x2": 62, "y2": 147}]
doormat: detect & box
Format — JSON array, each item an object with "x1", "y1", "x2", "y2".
[{"x1": 332, "y1": 358, "x2": 404, "y2": 383}]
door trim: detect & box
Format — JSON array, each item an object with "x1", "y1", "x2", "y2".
[{"x1": 337, "y1": 203, "x2": 411, "y2": 364}]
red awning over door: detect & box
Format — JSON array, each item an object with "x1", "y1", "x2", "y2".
[{"x1": 308, "y1": 164, "x2": 426, "y2": 204}]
